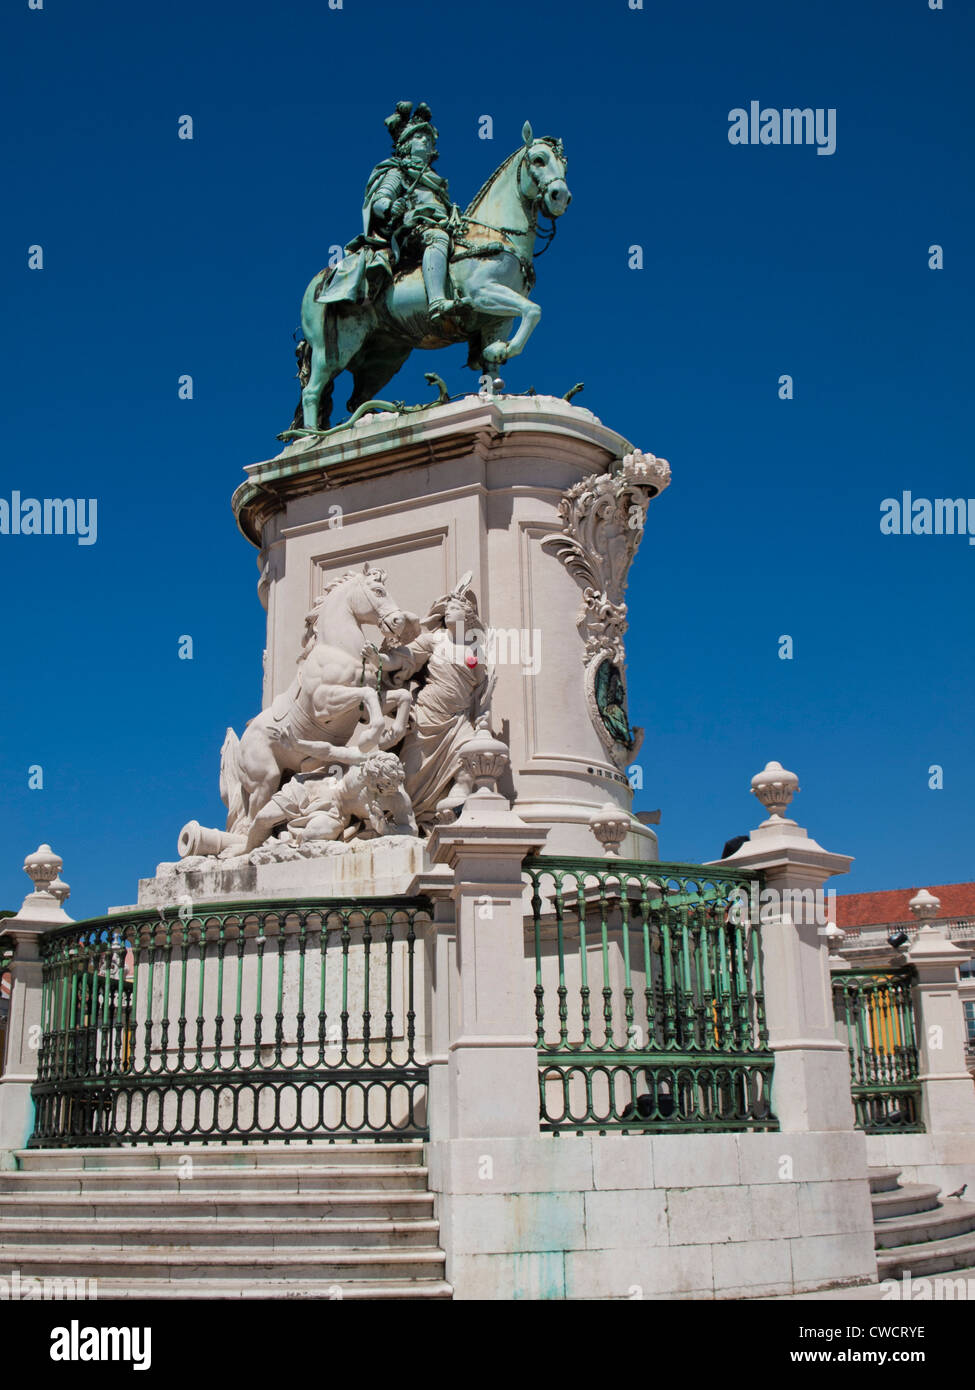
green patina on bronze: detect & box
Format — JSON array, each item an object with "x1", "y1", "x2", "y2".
[
  {"x1": 593, "y1": 658, "x2": 636, "y2": 751},
  {"x1": 276, "y1": 373, "x2": 586, "y2": 443},
  {"x1": 290, "y1": 102, "x2": 572, "y2": 433}
]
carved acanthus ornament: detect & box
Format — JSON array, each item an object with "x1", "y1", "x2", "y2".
[{"x1": 541, "y1": 449, "x2": 670, "y2": 765}]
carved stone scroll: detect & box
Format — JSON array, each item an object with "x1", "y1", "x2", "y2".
[{"x1": 541, "y1": 449, "x2": 671, "y2": 767}]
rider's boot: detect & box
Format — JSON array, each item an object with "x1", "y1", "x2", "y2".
[{"x1": 422, "y1": 242, "x2": 455, "y2": 321}]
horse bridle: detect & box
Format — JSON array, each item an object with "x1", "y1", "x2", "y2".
[{"x1": 460, "y1": 142, "x2": 566, "y2": 258}]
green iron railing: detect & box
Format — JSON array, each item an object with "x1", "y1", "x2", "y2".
[
  {"x1": 832, "y1": 967, "x2": 923, "y2": 1132},
  {"x1": 30, "y1": 898, "x2": 431, "y2": 1146},
  {"x1": 525, "y1": 856, "x2": 777, "y2": 1133}
]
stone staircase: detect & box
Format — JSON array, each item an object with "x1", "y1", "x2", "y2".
[
  {"x1": 871, "y1": 1166, "x2": 975, "y2": 1280},
  {"x1": 0, "y1": 1143, "x2": 451, "y2": 1299}
]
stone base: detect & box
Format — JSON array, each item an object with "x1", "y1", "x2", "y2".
[
  {"x1": 233, "y1": 396, "x2": 666, "y2": 869},
  {"x1": 0, "y1": 1077, "x2": 37, "y2": 1157},
  {"x1": 770, "y1": 1045, "x2": 859, "y2": 1132},
  {"x1": 125, "y1": 836, "x2": 431, "y2": 910},
  {"x1": 426, "y1": 1131, "x2": 877, "y2": 1299}
]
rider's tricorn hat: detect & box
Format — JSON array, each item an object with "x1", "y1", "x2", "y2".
[{"x1": 385, "y1": 100, "x2": 438, "y2": 150}]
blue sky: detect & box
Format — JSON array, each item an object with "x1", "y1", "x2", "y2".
[{"x1": 1, "y1": 0, "x2": 972, "y2": 918}]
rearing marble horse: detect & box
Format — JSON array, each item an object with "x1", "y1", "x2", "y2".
[
  {"x1": 220, "y1": 566, "x2": 417, "y2": 833},
  {"x1": 294, "y1": 123, "x2": 571, "y2": 431}
]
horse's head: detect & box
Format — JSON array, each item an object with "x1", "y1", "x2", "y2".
[
  {"x1": 518, "y1": 122, "x2": 571, "y2": 219},
  {"x1": 353, "y1": 565, "x2": 419, "y2": 641}
]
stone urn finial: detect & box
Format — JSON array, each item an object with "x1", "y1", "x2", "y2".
[
  {"x1": 750, "y1": 761, "x2": 800, "y2": 822},
  {"x1": 620, "y1": 448, "x2": 672, "y2": 499},
  {"x1": 49, "y1": 876, "x2": 71, "y2": 908},
  {"x1": 24, "y1": 843, "x2": 62, "y2": 896},
  {"x1": 457, "y1": 723, "x2": 510, "y2": 794},
  {"x1": 909, "y1": 887, "x2": 941, "y2": 925},
  {"x1": 823, "y1": 921, "x2": 846, "y2": 963},
  {"x1": 589, "y1": 802, "x2": 630, "y2": 857}
]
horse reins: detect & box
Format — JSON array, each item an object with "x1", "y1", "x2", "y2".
[{"x1": 451, "y1": 147, "x2": 564, "y2": 277}]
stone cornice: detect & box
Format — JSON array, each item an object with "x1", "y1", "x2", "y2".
[{"x1": 232, "y1": 395, "x2": 633, "y2": 548}]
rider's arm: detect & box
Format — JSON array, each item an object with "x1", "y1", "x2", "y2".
[{"x1": 368, "y1": 167, "x2": 404, "y2": 226}]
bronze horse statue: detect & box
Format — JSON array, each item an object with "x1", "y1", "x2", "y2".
[{"x1": 292, "y1": 123, "x2": 570, "y2": 432}]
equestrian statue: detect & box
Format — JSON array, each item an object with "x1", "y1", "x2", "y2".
[{"x1": 291, "y1": 102, "x2": 571, "y2": 432}]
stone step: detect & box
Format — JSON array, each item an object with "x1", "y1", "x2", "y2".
[
  {"x1": 0, "y1": 1190, "x2": 435, "y2": 1222},
  {"x1": 772, "y1": 1268, "x2": 975, "y2": 1300},
  {"x1": 874, "y1": 1201, "x2": 975, "y2": 1250},
  {"x1": 867, "y1": 1166, "x2": 903, "y2": 1194},
  {"x1": 14, "y1": 1143, "x2": 423, "y2": 1172},
  {"x1": 0, "y1": 1165, "x2": 430, "y2": 1194},
  {"x1": 871, "y1": 1183, "x2": 942, "y2": 1221},
  {"x1": 0, "y1": 1217, "x2": 442, "y2": 1250},
  {"x1": 60, "y1": 1277, "x2": 454, "y2": 1300},
  {"x1": 0, "y1": 1142, "x2": 448, "y2": 1299},
  {"x1": 0, "y1": 1244, "x2": 446, "y2": 1282},
  {"x1": 877, "y1": 1230, "x2": 975, "y2": 1279}
]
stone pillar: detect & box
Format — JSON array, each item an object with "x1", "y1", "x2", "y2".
[
  {"x1": 907, "y1": 889, "x2": 975, "y2": 1134},
  {"x1": 411, "y1": 865, "x2": 457, "y2": 1143},
  {"x1": 0, "y1": 846, "x2": 73, "y2": 1157},
  {"x1": 713, "y1": 761, "x2": 857, "y2": 1132},
  {"x1": 424, "y1": 731, "x2": 544, "y2": 1139}
]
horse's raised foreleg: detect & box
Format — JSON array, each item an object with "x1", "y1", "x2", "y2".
[
  {"x1": 350, "y1": 685, "x2": 386, "y2": 752},
  {"x1": 464, "y1": 282, "x2": 541, "y2": 364},
  {"x1": 311, "y1": 682, "x2": 386, "y2": 752}
]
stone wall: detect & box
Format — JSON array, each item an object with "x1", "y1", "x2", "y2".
[{"x1": 427, "y1": 1131, "x2": 877, "y2": 1299}]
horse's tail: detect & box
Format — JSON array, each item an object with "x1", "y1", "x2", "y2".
[
  {"x1": 219, "y1": 727, "x2": 246, "y2": 833},
  {"x1": 290, "y1": 336, "x2": 312, "y2": 431}
]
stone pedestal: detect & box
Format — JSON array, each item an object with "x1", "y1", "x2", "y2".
[
  {"x1": 0, "y1": 847, "x2": 73, "y2": 1159},
  {"x1": 714, "y1": 763, "x2": 858, "y2": 1133},
  {"x1": 906, "y1": 892, "x2": 975, "y2": 1136},
  {"x1": 424, "y1": 786, "x2": 544, "y2": 1139},
  {"x1": 232, "y1": 395, "x2": 668, "y2": 859},
  {"x1": 129, "y1": 836, "x2": 429, "y2": 911}
]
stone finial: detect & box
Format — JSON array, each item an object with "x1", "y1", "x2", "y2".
[
  {"x1": 750, "y1": 761, "x2": 800, "y2": 822},
  {"x1": 49, "y1": 876, "x2": 71, "y2": 907},
  {"x1": 909, "y1": 888, "x2": 941, "y2": 924},
  {"x1": 907, "y1": 888, "x2": 967, "y2": 969},
  {"x1": 589, "y1": 802, "x2": 630, "y2": 857},
  {"x1": 457, "y1": 725, "x2": 510, "y2": 794},
  {"x1": 24, "y1": 844, "x2": 62, "y2": 894},
  {"x1": 9, "y1": 843, "x2": 74, "y2": 928},
  {"x1": 823, "y1": 921, "x2": 846, "y2": 963},
  {"x1": 620, "y1": 448, "x2": 672, "y2": 499}
]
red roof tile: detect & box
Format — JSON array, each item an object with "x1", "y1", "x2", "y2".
[{"x1": 835, "y1": 882, "x2": 975, "y2": 928}]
